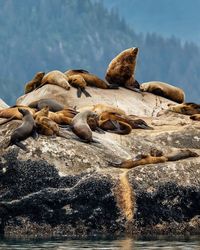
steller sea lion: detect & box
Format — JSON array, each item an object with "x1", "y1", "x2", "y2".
[
  {"x1": 168, "y1": 103, "x2": 200, "y2": 115},
  {"x1": 109, "y1": 148, "x2": 198, "y2": 169},
  {"x1": 78, "y1": 103, "x2": 126, "y2": 116},
  {"x1": 24, "y1": 72, "x2": 45, "y2": 94},
  {"x1": 0, "y1": 106, "x2": 36, "y2": 125},
  {"x1": 65, "y1": 69, "x2": 118, "y2": 89},
  {"x1": 140, "y1": 81, "x2": 185, "y2": 103},
  {"x1": 105, "y1": 47, "x2": 140, "y2": 92},
  {"x1": 38, "y1": 70, "x2": 70, "y2": 91},
  {"x1": 98, "y1": 111, "x2": 132, "y2": 135},
  {"x1": 71, "y1": 110, "x2": 99, "y2": 143},
  {"x1": 68, "y1": 74, "x2": 91, "y2": 98},
  {"x1": 34, "y1": 106, "x2": 70, "y2": 139},
  {"x1": 4, "y1": 109, "x2": 37, "y2": 151},
  {"x1": 28, "y1": 98, "x2": 68, "y2": 112}
]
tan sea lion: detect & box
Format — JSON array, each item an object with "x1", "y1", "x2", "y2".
[
  {"x1": 38, "y1": 70, "x2": 70, "y2": 91},
  {"x1": 168, "y1": 103, "x2": 200, "y2": 115},
  {"x1": 0, "y1": 106, "x2": 36, "y2": 125},
  {"x1": 24, "y1": 72, "x2": 45, "y2": 94},
  {"x1": 140, "y1": 81, "x2": 185, "y2": 103},
  {"x1": 105, "y1": 47, "x2": 140, "y2": 92},
  {"x1": 34, "y1": 106, "x2": 70, "y2": 138},
  {"x1": 109, "y1": 148, "x2": 198, "y2": 169},
  {"x1": 4, "y1": 109, "x2": 37, "y2": 151},
  {"x1": 78, "y1": 104, "x2": 126, "y2": 116},
  {"x1": 65, "y1": 69, "x2": 118, "y2": 89},
  {"x1": 71, "y1": 110, "x2": 99, "y2": 143},
  {"x1": 68, "y1": 74, "x2": 91, "y2": 97}
]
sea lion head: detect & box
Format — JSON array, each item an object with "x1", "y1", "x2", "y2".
[{"x1": 18, "y1": 108, "x2": 30, "y2": 116}]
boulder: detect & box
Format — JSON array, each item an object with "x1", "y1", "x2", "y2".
[{"x1": 0, "y1": 85, "x2": 200, "y2": 238}]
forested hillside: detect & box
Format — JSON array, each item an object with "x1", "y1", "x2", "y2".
[
  {"x1": 0, "y1": 0, "x2": 200, "y2": 104},
  {"x1": 101, "y1": 0, "x2": 200, "y2": 43}
]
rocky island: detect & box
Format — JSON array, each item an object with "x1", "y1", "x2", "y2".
[{"x1": 0, "y1": 83, "x2": 200, "y2": 238}]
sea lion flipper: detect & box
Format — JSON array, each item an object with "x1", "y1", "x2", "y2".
[
  {"x1": 31, "y1": 129, "x2": 39, "y2": 140},
  {"x1": 95, "y1": 127, "x2": 106, "y2": 134},
  {"x1": 82, "y1": 88, "x2": 92, "y2": 97},
  {"x1": 14, "y1": 141, "x2": 28, "y2": 151},
  {"x1": 110, "y1": 120, "x2": 120, "y2": 130},
  {"x1": 77, "y1": 87, "x2": 82, "y2": 98},
  {"x1": 124, "y1": 85, "x2": 141, "y2": 93},
  {"x1": 108, "y1": 84, "x2": 119, "y2": 89}
]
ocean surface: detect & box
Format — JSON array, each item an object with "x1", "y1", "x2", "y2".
[{"x1": 0, "y1": 236, "x2": 200, "y2": 250}]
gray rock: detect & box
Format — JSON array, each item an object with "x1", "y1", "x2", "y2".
[{"x1": 0, "y1": 86, "x2": 200, "y2": 238}]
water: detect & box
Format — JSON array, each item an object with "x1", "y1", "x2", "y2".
[{"x1": 0, "y1": 237, "x2": 200, "y2": 250}]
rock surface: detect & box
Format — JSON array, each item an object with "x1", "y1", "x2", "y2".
[{"x1": 0, "y1": 85, "x2": 200, "y2": 238}]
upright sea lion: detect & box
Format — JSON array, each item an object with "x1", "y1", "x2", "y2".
[
  {"x1": 4, "y1": 109, "x2": 36, "y2": 151},
  {"x1": 168, "y1": 103, "x2": 200, "y2": 115},
  {"x1": 65, "y1": 69, "x2": 118, "y2": 89},
  {"x1": 105, "y1": 47, "x2": 140, "y2": 92},
  {"x1": 38, "y1": 70, "x2": 70, "y2": 91},
  {"x1": 29, "y1": 98, "x2": 67, "y2": 112},
  {"x1": 140, "y1": 81, "x2": 185, "y2": 103},
  {"x1": 34, "y1": 106, "x2": 70, "y2": 138},
  {"x1": 68, "y1": 74, "x2": 91, "y2": 97},
  {"x1": 71, "y1": 110, "x2": 99, "y2": 143},
  {"x1": 24, "y1": 72, "x2": 45, "y2": 94}
]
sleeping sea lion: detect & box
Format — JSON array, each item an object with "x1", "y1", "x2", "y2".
[
  {"x1": 140, "y1": 81, "x2": 185, "y2": 103},
  {"x1": 68, "y1": 74, "x2": 91, "y2": 97},
  {"x1": 0, "y1": 106, "x2": 36, "y2": 125},
  {"x1": 29, "y1": 98, "x2": 71, "y2": 112},
  {"x1": 65, "y1": 69, "x2": 118, "y2": 89},
  {"x1": 105, "y1": 47, "x2": 140, "y2": 92},
  {"x1": 24, "y1": 72, "x2": 45, "y2": 94},
  {"x1": 78, "y1": 104, "x2": 126, "y2": 116},
  {"x1": 109, "y1": 148, "x2": 198, "y2": 169},
  {"x1": 38, "y1": 70, "x2": 70, "y2": 91},
  {"x1": 168, "y1": 103, "x2": 200, "y2": 115},
  {"x1": 4, "y1": 109, "x2": 37, "y2": 151},
  {"x1": 34, "y1": 106, "x2": 70, "y2": 139}
]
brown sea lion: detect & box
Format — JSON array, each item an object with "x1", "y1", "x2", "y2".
[
  {"x1": 105, "y1": 47, "x2": 140, "y2": 92},
  {"x1": 99, "y1": 112, "x2": 153, "y2": 131},
  {"x1": 109, "y1": 148, "x2": 198, "y2": 169},
  {"x1": 65, "y1": 69, "x2": 118, "y2": 89},
  {"x1": 4, "y1": 109, "x2": 37, "y2": 151},
  {"x1": 168, "y1": 103, "x2": 200, "y2": 115},
  {"x1": 68, "y1": 74, "x2": 91, "y2": 98},
  {"x1": 24, "y1": 72, "x2": 45, "y2": 94},
  {"x1": 140, "y1": 81, "x2": 185, "y2": 103},
  {"x1": 98, "y1": 111, "x2": 132, "y2": 135},
  {"x1": 71, "y1": 110, "x2": 99, "y2": 143},
  {"x1": 34, "y1": 106, "x2": 70, "y2": 138},
  {"x1": 38, "y1": 70, "x2": 70, "y2": 91}
]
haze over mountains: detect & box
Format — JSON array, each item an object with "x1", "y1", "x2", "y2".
[
  {"x1": 0, "y1": 0, "x2": 200, "y2": 104},
  {"x1": 102, "y1": 0, "x2": 200, "y2": 44}
]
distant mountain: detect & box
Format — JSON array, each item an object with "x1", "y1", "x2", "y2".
[
  {"x1": 101, "y1": 0, "x2": 200, "y2": 44},
  {"x1": 0, "y1": 0, "x2": 200, "y2": 104}
]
